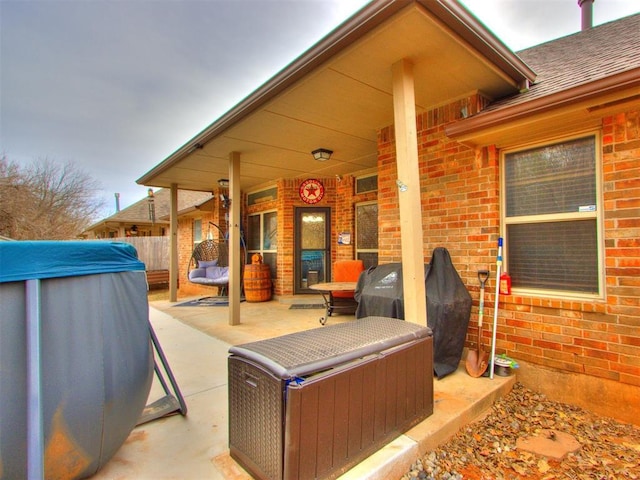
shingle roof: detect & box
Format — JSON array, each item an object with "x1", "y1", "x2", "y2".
[
  {"x1": 484, "y1": 12, "x2": 640, "y2": 112},
  {"x1": 92, "y1": 189, "x2": 213, "y2": 225}
]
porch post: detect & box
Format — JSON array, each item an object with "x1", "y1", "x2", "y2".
[
  {"x1": 391, "y1": 59, "x2": 427, "y2": 326},
  {"x1": 169, "y1": 183, "x2": 179, "y2": 302},
  {"x1": 229, "y1": 152, "x2": 241, "y2": 326}
]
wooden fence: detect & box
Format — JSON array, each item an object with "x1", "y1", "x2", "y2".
[{"x1": 105, "y1": 236, "x2": 169, "y2": 271}]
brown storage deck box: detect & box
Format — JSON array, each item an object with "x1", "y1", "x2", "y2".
[{"x1": 228, "y1": 316, "x2": 433, "y2": 480}]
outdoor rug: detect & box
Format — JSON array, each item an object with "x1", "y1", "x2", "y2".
[
  {"x1": 175, "y1": 296, "x2": 245, "y2": 307},
  {"x1": 289, "y1": 304, "x2": 324, "y2": 310}
]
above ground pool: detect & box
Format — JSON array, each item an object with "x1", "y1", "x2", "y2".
[{"x1": 0, "y1": 241, "x2": 154, "y2": 480}]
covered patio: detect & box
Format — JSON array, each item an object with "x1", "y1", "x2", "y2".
[
  {"x1": 90, "y1": 298, "x2": 514, "y2": 479},
  {"x1": 124, "y1": 0, "x2": 640, "y2": 476},
  {"x1": 137, "y1": 0, "x2": 534, "y2": 327},
  {"x1": 131, "y1": 3, "x2": 528, "y2": 476}
]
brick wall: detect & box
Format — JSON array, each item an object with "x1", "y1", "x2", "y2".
[
  {"x1": 377, "y1": 101, "x2": 640, "y2": 388},
  {"x1": 335, "y1": 175, "x2": 356, "y2": 262},
  {"x1": 493, "y1": 110, "x2": 639, "y2": 387},
  {"x1": 601, "y1": 109, "x2": 640, "y2": 385},
  {"x1": 178, "y1": 174, "x2": 382, "y2": 296},
  {"x1": 336, "y1": 173, "x2": 379, "y2": 263},
  {"x1": 377, "y1": 125, "x2": 403, "y2": 263},
  {"x1": 243, "y1": 176, "x2": 377, "y2": 296},
  {"x1": 275, "y1": 178, "x2": 338, "y2": 295},
  {"x1": 170, "y1": 105, "x2": 639, "y2": 389}
]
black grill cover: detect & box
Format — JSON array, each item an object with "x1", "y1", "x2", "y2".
[{"x1": 355, "y1": 248, "x2": 472, "y2": 379}]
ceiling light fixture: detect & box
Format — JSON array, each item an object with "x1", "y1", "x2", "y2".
[
  {"x1": 218, "y1": 178, "x2": 229, "y2": 187},
  {"x1": 311, "y1": 148, "x2": 333, "y2": 161}
]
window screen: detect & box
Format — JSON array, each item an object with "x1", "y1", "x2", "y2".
[
  {"x1": 247, "y1": 215, "x2": 261, "y2": 250},
  {"x1": 356, "y1": 202, "x2": 378, "y2": 269},
  {"x1": 193, "y1": 219, "x2": 202, "y2": 243},
  {"x1": 507, "y1": 220, "x2": 598, "y2": 293},
  {"x1": 504, "y1": 135, "x2": 600, "y2": 295},
  {"x1": 263, "y1": 211, "x2": 277, "y2": 250},
  {"x1": 505, "y1": 137, "x2": 596, "y2": 217},
  {"x1": 356, "y1": 175, "x2": 378, "y2": 194},
  {"x1": 247, "y1": 187, "x2": 277, "y2": 206}
]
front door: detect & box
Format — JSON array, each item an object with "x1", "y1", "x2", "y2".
[{"x1": 294, "y1": 207, "x2": 330, "y2": 294}]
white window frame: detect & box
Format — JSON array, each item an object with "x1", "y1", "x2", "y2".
[{"x1": 501, "y1": 132, "x2": 604, "y2": 301}]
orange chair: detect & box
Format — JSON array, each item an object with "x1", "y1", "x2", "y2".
[{"x1": 329, "y1": 260, "x2": 365, "y2": 316}]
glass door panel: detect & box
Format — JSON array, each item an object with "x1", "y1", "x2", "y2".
[{"x1": 295, "y1": 207, "x2": 330, "y2": 293}]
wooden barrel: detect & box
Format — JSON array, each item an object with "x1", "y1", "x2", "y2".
[{"x1": 244, "y1": 264, "x2": 272, "y2": 302}]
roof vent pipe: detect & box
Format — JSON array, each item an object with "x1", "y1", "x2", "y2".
[{"x1": 578, "y1": 0, "x2": 594, "y2": 30}]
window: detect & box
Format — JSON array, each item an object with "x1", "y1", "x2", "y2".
[
  {"x1": 247, "y1": 186, "x2": 277, "y2": 206},
  {"x1": 503, "y1": 135, "x2": 602, "y2": 296},
  {"x1": 193, "y1": 219, "x2": 202, "y2": 244},
  {"x1": 355, "y1": 202, "x2": 378, "y2": 269},
  {"x1": 355, "y1": 174, "x2": 378, "y2": 194},
  {"x1": 247, "y1": 211, "x2": 277, "y2": 278}
]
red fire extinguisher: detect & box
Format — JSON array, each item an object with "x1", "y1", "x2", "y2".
[{"x1": 500, "y1": 272, "x2": 512, "y2": 295}]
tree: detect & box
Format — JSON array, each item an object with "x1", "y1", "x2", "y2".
[{"x1": 0, "y1": 156, "x2": 105, "y2": 240}]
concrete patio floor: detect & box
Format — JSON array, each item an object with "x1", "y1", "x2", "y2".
[{"x1": 91, "y1": 296, "x2": 515, "y2": 480}]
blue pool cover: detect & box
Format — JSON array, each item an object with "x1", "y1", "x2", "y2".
[{"x1": 0, "y1": 241, "x2": 145, "y2": 283}]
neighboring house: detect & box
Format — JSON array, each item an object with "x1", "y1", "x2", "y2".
[
  {"x1": 82, "y1": 188, "x2": 213, "y2": 239},
  {"x1": 137, "y1": 1, "x2": 639, "y2": 424},
  {"x1": 83, "y1": 188, "x2": 213, "y2": 288}
]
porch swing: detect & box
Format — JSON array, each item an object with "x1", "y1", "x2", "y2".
[{"x1": 187, "y1": 222, "x2": 237, "y2": 296}]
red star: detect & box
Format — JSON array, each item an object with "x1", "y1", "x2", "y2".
[{"x1": 305, "y1": 184, "x2": 318, "y2": 198}]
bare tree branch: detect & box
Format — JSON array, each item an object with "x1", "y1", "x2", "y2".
[{"x1": 0, "y1": 155, "x2": 105, "y2": 240}]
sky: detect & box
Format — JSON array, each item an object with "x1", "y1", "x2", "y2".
[{"x1": 1, "y1": 0, "x2": 638, "y2": 217}]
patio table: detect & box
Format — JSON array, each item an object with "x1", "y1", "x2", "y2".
[{"x1": 309, "y1": 281, "x2": 357, "y2": 325}]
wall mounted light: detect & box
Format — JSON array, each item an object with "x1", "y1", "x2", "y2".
[
  {"x1": 312, "y1": 148, "x2": 333, "y2": 161},
  {"x1": 218, "y1": 178, "x2": 229, "y2": 187}
]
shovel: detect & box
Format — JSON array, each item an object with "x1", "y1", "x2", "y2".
[{"x1": 466, "y1": 269, "x2": 490, "y2": 377}]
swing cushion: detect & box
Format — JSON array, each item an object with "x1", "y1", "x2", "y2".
[
  {"x1": 188, "y1": 266, "x2": 229, "y2": 285},
  {"x1": 198, "y1": 260, "x2": 218, "y2": 268}
]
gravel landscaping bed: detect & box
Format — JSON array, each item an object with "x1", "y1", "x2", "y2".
[{"x1": 402, "y1": 382, "x2": 640, "y2": 480}]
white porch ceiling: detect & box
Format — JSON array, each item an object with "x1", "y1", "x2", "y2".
[{"x1": 138, "y1": 1, "x2": 531, "y2": 193}]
